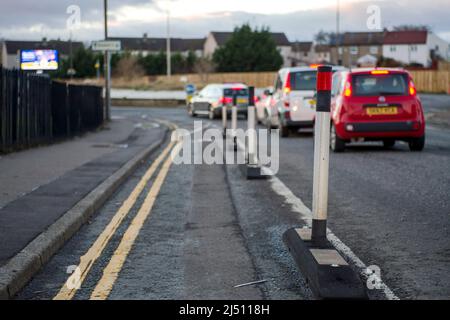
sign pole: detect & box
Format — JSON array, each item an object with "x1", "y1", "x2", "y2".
[{"x1": 311, "y1": 65, "x2": 332, "y2": 246}]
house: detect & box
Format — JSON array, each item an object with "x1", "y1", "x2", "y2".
[
  {"x1": 313, "y1": 45, "x2": 331, "y2": 64},
  {"x1": 289, "y1": 41, "x2": 314, "y2": 66},
  {"x1": 382, "y1": 30, "x2": 450, "y2": 67},
  {"x1": 330, "y1": 32, "x2": 384, "y2": 67},
  {"x1": 204, "y1": 31, "x2": 292, "y2": 67},
  {"x1": 108, "y1": 34, "x2": 205, "y2": 58},
  {"x1": 1, "y1": 39, "x2": 83, "y2": 69}
]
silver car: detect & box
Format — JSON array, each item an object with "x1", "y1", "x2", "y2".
[{"x1": 188, "y1": 83, "x2": 249, "y2": 119}]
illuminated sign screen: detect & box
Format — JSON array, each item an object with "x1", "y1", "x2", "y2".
[{"x1": 20, "y1": 49, "x2": 59, "y2": 71}]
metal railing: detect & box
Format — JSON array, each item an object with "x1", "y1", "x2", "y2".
[{"x1": 0, "y1": 67, "x2": 103, "y2": 153}]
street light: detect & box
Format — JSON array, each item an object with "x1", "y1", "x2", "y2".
[
  {"x1": 336, "y1": 0, "x2": 341, "y2": 65},
  {"x1": 165, "y1": 0, "x2": 172, "y2": 78}
]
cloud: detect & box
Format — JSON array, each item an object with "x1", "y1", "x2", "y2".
[{"x1": 0, "y1": 0, "x2": 449, "y2": 42}]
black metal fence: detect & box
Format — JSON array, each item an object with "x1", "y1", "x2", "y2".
[{"x1": 0, "y1": 67, "x2": 103, "y2": 153}]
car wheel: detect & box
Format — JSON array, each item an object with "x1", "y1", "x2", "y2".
[
  {"x1": 409, "y1": 136, "x2": 425, "y2": 151},
  {"x1": 330, "y1": 123, "x2": 345, "y2": 152},
  {"x1": 208, "y1": 106, "x2": 215, "y2": 120},
  {"x1": 383, "y1": 139, "x2": 395, "y2": 149},
  {"x1": 188, "y1": 104, "x2": 197, "y2": 117}
]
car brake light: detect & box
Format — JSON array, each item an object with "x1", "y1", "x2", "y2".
[
  {"x1": 284, "y1": 73, "x2": 291, "y2": 94},
  {"x1": 371, "y1": 70, "x2": 389, "y2": 75},
  {"x1": 344, "y1": 81, "x2": 352, "y2": 97},
  {"x1": 409, "y1": 80, "x2": 416, "y2": 96},
  {"x1": 220, "y1": 97, "x2": 232, "y2": 104},
  {"x1": 284, "y1": 100, "x2": 290, "y2": 108}
]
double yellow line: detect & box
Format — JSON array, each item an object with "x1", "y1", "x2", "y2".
[{"x1": 54, "y1": 138, "x2": 182, "y2": 300}]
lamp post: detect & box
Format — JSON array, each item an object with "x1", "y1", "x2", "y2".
[
  {"x1": 166, "y1": 1, "x2": 172, "y2": 78},
  {"x1": 104, "y1": 0, "x2": 111, "y2": 121}
]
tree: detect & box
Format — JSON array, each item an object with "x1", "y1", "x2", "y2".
[
  {"x1": 50, "y1": 46, "x2": 103, "y2": 79},
  {"x1": 194, "y1": 57, "x2": 215, "y2": 82},
  {"x1": 114, "y1": 55, "x2": 145, "y2": 79},
  {"x1": 213, "y1": 24, "x2": 283, "y2": 72}
]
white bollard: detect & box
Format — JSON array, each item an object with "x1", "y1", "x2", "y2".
[
  {"x1": 311, "y1": 65, "x2": 332, "y2": 245},
  {"x1": 222, "y1": 90, "x2": 227, "y2": 137},
  {"x1": 247, "y1": 86, "x2": 258, "y2": 166}
]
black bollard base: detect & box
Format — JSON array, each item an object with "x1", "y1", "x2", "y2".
[{"x1": 283, "y1": 227, "x2": 368, "y2": 300}]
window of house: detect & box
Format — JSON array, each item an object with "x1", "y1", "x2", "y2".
[
  {"x1": 390, "y1": 46, "x2": 396, "y2": 52},
  {"x1": 338, "y1": 48, "x2": 343, "y2": 55},
  {"x1": 350, "y1": 46, "x2": 358, "y2": 55},
  {"x1": 370, "y1": 46, "x2": 378, "y2": 54},
  {"x1": 410, "y1": 45, "x2": 418, "y2": 52}
]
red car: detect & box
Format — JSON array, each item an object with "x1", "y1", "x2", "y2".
[{"x1": 330, "y1": 68, "x2": 425, "y2": 152}]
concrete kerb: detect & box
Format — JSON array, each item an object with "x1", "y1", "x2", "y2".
[{"x1": 0, "y1": 124, "x2": 171, "y2": 299}]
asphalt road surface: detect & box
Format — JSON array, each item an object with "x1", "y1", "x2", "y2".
[{"x1": 18, "y1": 95, "x2": 450, "y2": 300}]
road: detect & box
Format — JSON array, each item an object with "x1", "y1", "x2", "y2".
[{"x1": 18, "y1": 95, "x2": 450, "y2": 300}]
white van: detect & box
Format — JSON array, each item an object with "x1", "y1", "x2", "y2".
[{"x1": 266, "y1": 65, "x2": 346, "y2": 137}]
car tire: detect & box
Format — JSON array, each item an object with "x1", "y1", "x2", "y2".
[
  {"x1": 330, "y1": 123, "x2": 345, "y2": 152},
  {"x1": 409, "y1": 136, "x2": 425, "y2": 151},
  {"x1": 208, "y1": 106, "x2": 215, "y2": 120},
  {"x1": 383, "y1": 139, "x2": 395, "y2": 149},
  {"x1": 188, "y1": 105, "x2": 197, "y2": 117}
]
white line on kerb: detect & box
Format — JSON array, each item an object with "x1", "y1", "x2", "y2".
[{"x1": 232, "y1": 137, "x2": 399, "y2": 300}]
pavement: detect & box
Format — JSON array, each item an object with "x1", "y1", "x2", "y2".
[
  {"x1": 3, "y1": 93, "x2": 450, "y2": 300},
  {"x1": 0, "y1": 117, "x2": 137, "y2": 209}
]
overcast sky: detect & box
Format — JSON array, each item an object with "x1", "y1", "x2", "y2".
[{"x1": 1, "y1": 0, "x2": 450, "y2": 43}]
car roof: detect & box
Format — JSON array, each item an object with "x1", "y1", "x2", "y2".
[
  {"x1": 348, "y1": 67, "x2": 408, "y2": 75},
  {"x1": 204, "y1": 83, "x2": 247, "y2": 89},
  {"x1": 279, "y1": 65, "x2": 348, "y2": 73}
]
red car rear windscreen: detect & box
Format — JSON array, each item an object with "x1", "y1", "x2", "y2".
[{"x1": 352, "y1": 74, "x2": 409, "y2": 96}]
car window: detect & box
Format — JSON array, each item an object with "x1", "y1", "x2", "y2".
[
  {"x1": 290, "y1": 71, "x2": 317, "y2": 91},
  {"x1": 199, "y1": 86, "x2": 210, "y2": 96},
  {"x1": 332, "y1": 73, "x2": 341, "y2": 96},
  {"x1": 352, "y1": 73, "x2": 408, "y2": 96},
  {"x1": 223, "y1": 88, "x2": 248, "y2": 97}
]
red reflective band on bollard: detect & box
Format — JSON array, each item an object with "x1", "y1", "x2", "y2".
[{"x1": 316, "y1": 71, "x2": 332, "y2": 92}]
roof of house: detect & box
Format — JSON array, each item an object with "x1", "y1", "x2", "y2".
[
  {"x1": 291, "y1": 41, "x2": 313, "y2": 52},
  {"x1": 3, "y1": 40, "x2": 84, "y2": 55},
  {"x1": 314, "y1": 44, "x2": 330, "y2": 53},
  {"x1": 342, "y1": 32, "x2": 385, "y2": 46},
  {"x1": 210, "y1": 31, "x2": 290, "y2": 46},
  {"x1": 108, "y1": 37, "x2": 204, "y2": 52},
  {"x1": 383, "y1": 31, "x2": 428, "y2": 45}
]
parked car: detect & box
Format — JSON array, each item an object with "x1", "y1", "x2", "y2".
[
  {"x1": 187, "y1": 83, "x2": 250, "y2": 119},
  {"x1": 265, "y1": 65, "x2": 346, "y2": 137},
  {"x1": 330, "y1": 68, "x2": 425, "y2": 152}
]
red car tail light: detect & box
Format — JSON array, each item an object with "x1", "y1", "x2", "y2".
[
  {"x1": 284, "y1": 73, "x2": 291, "y2": 94},
  {"x1": 344, "y1": 81, "x2": 352, "y2": 97},
  {"x1": 219, "y1": 97, "x2": 232, "y2": 104},
  {"x1": 409, "y1": 80, "x2": 417, "y2": 96}
]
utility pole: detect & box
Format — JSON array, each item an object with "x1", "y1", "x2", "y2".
[
  {"x1": 166, "y1": 3, "x2": 171, "y2": 78},
  {"x1": 104, "y1": 0, "x2": 111, "y2": 121}
]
